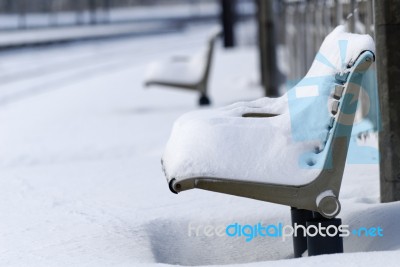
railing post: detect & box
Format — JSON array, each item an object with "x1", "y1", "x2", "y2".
[
  {"x1": 349, "y1": 0, "x2": 356, "y2": 32},
  {"x1": 18, "y1": 0, "x2": 26, "y2": 29},
  {"x1": 104, "y1": 0, "x2": 111, "y2": 23},
  {"x1": 257, "y1": 0, "x2": 279, "y2": 96},
  {"x1": 335, "y1": 0, "x2": 343, "y2": 25},
  {"x1": 375, "y1": 0, "x2": 400, "y2": 202},
  {"x1": 89, "y1": 0, "x2": 97, "y2": 25},
  {"x1": 49, "y1": 0, "x2": 58, "y2": 27},
  {"x1": 220, "y1": 0, "x2": 236, "y2": 48},
  {"x1": 365, "y1": 0, "x2": 374, "y2": 36},
  {"x1": 75, "y1": 0, "x2": 83, "y2": 25}
]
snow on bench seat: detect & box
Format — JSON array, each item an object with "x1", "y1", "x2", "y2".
[{"x1": 145, "y1": 47, "x2": 208, "y2": 85}]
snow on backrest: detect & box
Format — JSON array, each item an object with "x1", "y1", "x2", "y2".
[
  {"x1": 188, "y1": 47, "x2": 208, "y2": 80},
  {"x1": 307, "y1": 25, "x2": 375, "y2": 77},
  {"x1": 287, "y1": 26, "x2": 375, "y2": 169},
  {"x1": 188, "y1": 27, "x2": 220, "y2": 82}
]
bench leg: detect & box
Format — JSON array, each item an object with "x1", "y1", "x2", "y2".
[
  {"x1": 198, "y1": 93, "x2": 211, "y2": 106},
  {"x1": 291, "y1": 207, "x2": 313, "y2": 258},
  {"x1": 306, "y1": 213, "x2": 344, "y2": 256},
  {"x1": 291, "y1": 208, "x2": 344, "y2": 257}
]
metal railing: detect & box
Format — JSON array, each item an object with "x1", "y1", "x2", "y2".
[
  {"x1": 279, "y1": 0, "x2": 375, "y2": 81},
  {"x1": 277, "y1": 0, "x2": 378, "y2": 131},
  {"x1": 0, "y1": 0, "x2": 217, "y2": 30}
]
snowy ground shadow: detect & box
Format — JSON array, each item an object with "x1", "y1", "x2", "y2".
[
  {"x1": 145, "y1": 217, "x2": 293, "y2": 266},
  {"x1": 344, "y1": 201, "x2": 400, "y2": 252}
]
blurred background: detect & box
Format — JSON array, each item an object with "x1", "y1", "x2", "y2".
[
  {"x1": 0, "y1": 0, "x2": 378, "y2": 124},
  {"x1": 0, "y1": 0, "x2": 376, "y2": 97}
]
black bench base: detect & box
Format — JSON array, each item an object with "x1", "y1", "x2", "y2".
[
  {"x1": 291, "y1": 207, "x2": 344, "y2": 257},
  {"x1": 198, "y1": 94, "x2": 211, "y2": 106}
]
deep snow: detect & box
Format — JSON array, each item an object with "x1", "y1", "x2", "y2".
[{"x1": 0, "y1": 25, "x2": 398, "y2": 267}]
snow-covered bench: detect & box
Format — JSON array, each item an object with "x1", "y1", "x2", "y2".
[
  {"x1": 161, "y1": 26, "x2": 375, "y2": 256},
  {"x1": 144, "y1": 28, "x2": 221, "y2": 106}
]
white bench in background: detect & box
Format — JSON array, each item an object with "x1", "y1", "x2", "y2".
[{"x1": 144, "y1": 28, "x2": 221, "y2": 106}]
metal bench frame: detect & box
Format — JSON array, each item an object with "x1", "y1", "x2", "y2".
[
  {"x1": 145, "y1": 30, "x2": 221, "y2": 106},
  {"x1": 164, "y1": 50, "x2": 375, "y2": 257}
]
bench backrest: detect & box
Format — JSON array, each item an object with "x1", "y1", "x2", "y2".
[{"x1": 196, "y1": 28, "x2": 221, "y2": 92}]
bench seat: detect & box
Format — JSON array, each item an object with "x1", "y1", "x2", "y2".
[{"x1": 162, "y1": 25, "x2": 375, "y2": 218}]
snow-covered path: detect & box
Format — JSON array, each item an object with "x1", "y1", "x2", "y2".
[{"x1": 0, "y1": 26, "x2": 399, "y2": 267}]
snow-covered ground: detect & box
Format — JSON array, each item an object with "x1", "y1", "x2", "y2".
[
  {"x1": 0, "y1": 25, "x2": 398, "y2": 267},
  {"x1": 0, "y1": 3, "x2": 220, "y2": 30},
  {"x1": 0, "y1": 21, "x2": 179, "y2": 48}
]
